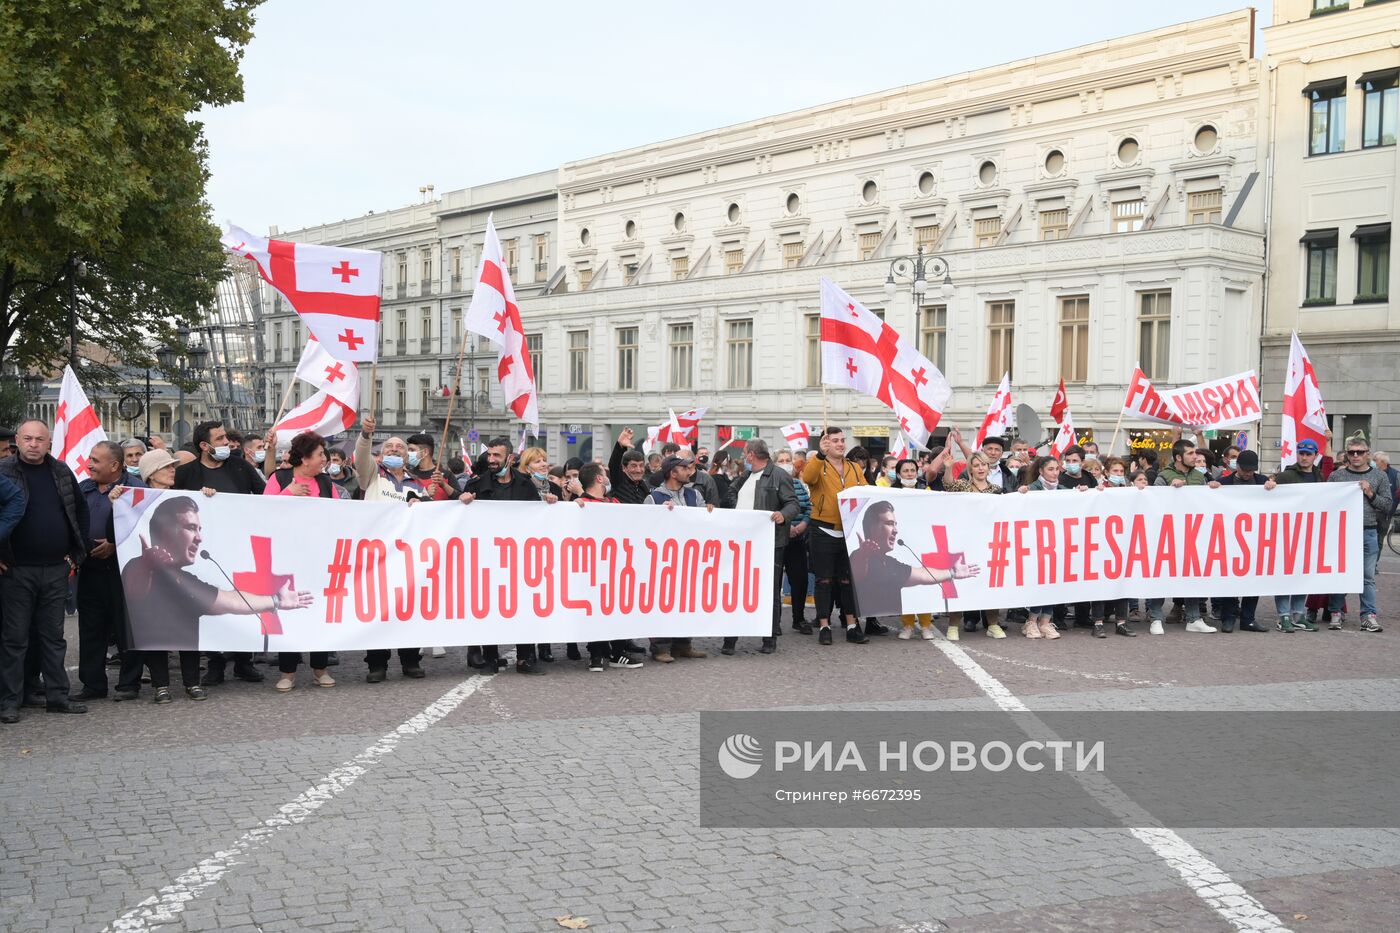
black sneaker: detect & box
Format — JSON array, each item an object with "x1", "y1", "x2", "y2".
[
  {"x1": 1114, "y1": 622, "x2": 1137, "y2": 637},
  {"x1": 846, "y1": 625, "x2": 869, "y2": 644},
  {"x1": 466, "y1": 647, "x2": 487, "y2": 669},
  {"x1": 720, "y1": 638, "x2": 737, "y2": 656},
  {"x1": 153, "y1": 688, "x2": 173, "y2": 705},
  {"x1": 516, "y1": 660, "x2": 546, "y2": 676},
  {"x1": 818, "y1": 626, "x2": 833, "y2": 646},
  {"x1": 200, "y1": 668, "x2": 225, "y2": 687},
  {"x1": 46, "y1": 701, "x2": 87, "y2": 714},
  {"x1": 618, "y1": 640, "x2": 646, "y2": 655},
  {"x1": 1092, "y1": 622, "x2": 1107, "y2": 638},
  {"x1": 232, "y1": 662, "x2": 264, "y2": 683},
  {"x1": 863, "y1": 620, "x2": 891, "y2": 637},
  {"x1": 588, "y1": 656, "x2": 605, "y2": 672},
  {"x1": 401, "y1": 665, "x2": 426, "y2": 679},
  {"x1": 366, "y1": 669, "x2": 387, "y2": 683},
  {"x1": 759, "y1": 638, "x2": 776, "y2": 654},
  {"x1": 793, "y1": 620, "x2": 812, "y2": 635},
  {"x1": 609, "y1": 653, "x2": 643, "y2": 669},
  {"x1": 69, "y1": 688, "x2": 107, "y2": 702},
  {"x1": 566, "y1": 644, "x2": 582, "y2": 661},
  {"x1": 112, "y1": 689, "x2": 140, "y2": 701},
  {"x1": 185, "y1": 686, "x2": 208, "y2": 701},
  {"x1": 537, "y1": 645, "x2": 555, "y2": 663}
]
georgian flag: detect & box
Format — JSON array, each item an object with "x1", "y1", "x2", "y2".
[
  {"x1": 294, "y1": 335, "x2": 360, "y2": 408},
  {"x1": 974, "y1": 373, "x2": 1013, "y2": 448},
  {"x1": 1281, "y1": 332, "x2": 1328, "y2": 468},
  {"x1": 271, "y1": 391, "x2": 357, "y2": 445},
  {"x1": 463, "y1": 215, "x2": 539, "y2": 434},
  {"x1": 53, "y1": 365, "x2": 107, "y2": 480},
  {"x1": 819, "y1": 278, "x2": 952, "y2": 448},
  {"x1": 781, "y1": 421, "x2": 812, "y2": 451},
  {"x1": 221, "y1": 223, "x2": 382, "y2": 364},
  {"x1": 1049, "y1": 409, "x2": 1076, "y2": 460},
  {"x1": 672, "y1": 406, "x2": 707, "y2": 445}
]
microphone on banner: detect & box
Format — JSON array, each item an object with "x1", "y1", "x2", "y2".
[
  {"x1": 200, "y1": 550, "x2": 264, "y2": 619},
  {"x1": 898, "y1": 538, "x2": 961, "y2": 619}
]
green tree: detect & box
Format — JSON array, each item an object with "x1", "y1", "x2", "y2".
[{"x1": 0, "y1": 0, "x2": 262, "y2": 387}]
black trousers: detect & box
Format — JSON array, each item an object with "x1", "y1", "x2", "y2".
[
  {"x1": 586, "y1": 640, "x2": 628, "y2": 660},
  {"x1": 365, "y1": 647, "x2": 422, "y2": 671},
  {"x1": 76, "y1": 561, "x2": 127, "y2": 695},
  {"x1": 120, "y1": 651, "x2": 201, "y2": 690},
  {"x1": 278, "y1": 652, "x2": 330, "y2": 673},
  {"x1": 783, "y1": 537, "x2": 809, "y2": 625},
  {"x1": 0, "y1": 563, "x2": 72, "y2": 708},
  {"x1": 482, "y1": 643, "x2": 536, "y2": 663},
  {"x1": 206, "y1": 651, "x2": 255, "y2": 671},
  {"x1": 724, "y1": 549, "x2": 785, "y2": 648},
  {"x1": 808, "y1": 531, "x2": 854, "y2": 626}
]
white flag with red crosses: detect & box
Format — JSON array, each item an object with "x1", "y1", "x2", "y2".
[
  {"x1": 52, "y1": 365, "x2": 107, "y2": 480},
  {"x1": 293, "y1": 335, "x2": 360, "y2": 410},
  {"x1": 221, "y1": 223, "x2": 382, "y2": 364},
  {"x1": 974, "y1": 373, "x2": 1013, "y2": 448},
  {"x1": 1280, "y1": 332, "x2": 1328, "y2": 468},
  {"x1": 463, "y1": 215, "x2": 539, "y2": 434}
]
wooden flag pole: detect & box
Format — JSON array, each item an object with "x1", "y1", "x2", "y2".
[
  {"x1": 269, "y1": 378, "x2": 296, "y2": 431},
  {"x1": 821, "y1": 385, "x2": 830, "y2": 431},
  {"x1": 1107, "y1": 408, "x2": 1127, "y2": 458},
  {"x1": 438, "y1": 335, "x2": 473, "y2": 456}
]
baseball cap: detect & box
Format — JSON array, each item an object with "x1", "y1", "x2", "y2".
[
  {"x1": 1237, "y1": 450, "x2": 1259, "y2": 470},
  {"x1": 137, "y1": 449, "x2": 181, "y2": 482},
  {"x1": 1296, "y1": 439, "x2": 1319, "y2": 454},
  {"x1": 660, "y1": 455, "x2": 689, "y2": 478}
]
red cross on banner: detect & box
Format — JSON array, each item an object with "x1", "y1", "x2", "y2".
[
  {"x1": 231, "y1": 536, "x2": 294, "y2": 636},
  {"x1": 920, "y1": 525, "x2": 963, "y2": 598}
]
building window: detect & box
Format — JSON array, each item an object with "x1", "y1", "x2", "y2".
[
  {"x1": 858, "y1": 231, "x2": 882, "y2": 260},
  {"x1": 805, "y1": 314, "x2": 821, "y2": 387},
  {"x1": 987, "y1": 301, "x2": 1014, "y2": 383},
  {"x1": 395, "y1": 379, "x2": 407, "y2": 417},
  {"x1": 419, "y1": 378, "x2": 431, "y2": 414},
  {"x1": 396, "y1": 253, "x2": 407, "y2": 285},
  {"x1": 783, "y1": 240, "x2": 804, "y2": 269},
  {"x1": 669, "y1": 323, "x2": 693, "y2": 390},
  {"x1": 577, "y1": 266, "x2": 593, "y2": 289},
  {"x1": 1362, "y1": 71, "x2": 1398, "y2": 148},
  {"x1": 1138, "y1": 290, "x2": 1171, "y2": 380},
  {"x1": 503, "y1": 239, "x2": 518, "y2": 279},
  {"x1": 919, "y1": 306, "x2": 947, "y2": 372},
  {"x1": 1039, "y1": 209, "x2": 1068, "y2": 241},
  {"x1": 724, "y1": 248, "x2": 744, "y2": 275},
  {"x1": 526, "y1": 333, "x2": 543, "y2": 386},
  {"x1": 396, "y1": 309, "x2": 407, "y2": 349},
  {"x1": 617, "y1": 326, "x2": 638, "y2": 390},
  {"x1": 273, "y1": 325, "x2": 283, "y2": 360},
  {"x1": 622, "y1": 261, "x2": 640, "y2": 286},
  {"x1": 1355, "y1": 225, "x2": 1390, "y2": 301},
  {"x1": 1187, "y1": 189, "x2": 1223, "y2": 225},
  {"x1": 451, "y1": 247, "x2": 463, "y2": 289},
  {"x1": 476, "y1": 367, "x2": 490, "y2": 400},
  {"x1": 568, "y1": 330, "x2": 589, "y2": 392},
  {"x1": 534, "y1": 233, "x2": 550, "y2": 281},
  {"x1": 420, "y1": 253, "x2": 432, "y2": 291},
  {"x1": 420, "y1": 307, "x2": 433, "y2": 351},
  {"x1": 727, "y1": 319, "x2": 753, "y2": 389},
  {"x1": 1312, "y1": 0, "x2": 1348, "y2": 14},
  {"x1": 1058, "y1": 295, "x2": 1091, "y2": 384},
  {"x1": 1111, "y1": 199, "x2": 1145, "y2": 233},
  {"x1": 915, "y1": 224, "x2": 940, "y2": 252},
  {"x1": 450, "y1": 307, "x2": 462, "y2": 349},
  {"x1": 975, "y1": 217, "x2": 1001, "y2": 248},
  {"x1": 1303, "y1": 229, "x2": 1339, "y2": 304},
  {"x1": 671, "y1": 255, "x2": 689, "y2": 281},
  {"x1": 1308, "y1": 81, "x2": 1347, "y2": 155}
]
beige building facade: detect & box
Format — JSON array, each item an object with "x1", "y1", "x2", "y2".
[{"x1": 1261, "y1": 0, "x2": 1398, "y2": 456}]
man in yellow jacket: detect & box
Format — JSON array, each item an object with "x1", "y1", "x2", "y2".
[{"x1": 800, "y1": 427, "x2": 870, "y2": 646}]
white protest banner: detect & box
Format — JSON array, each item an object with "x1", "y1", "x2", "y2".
[
  {"x1": 1121, "y1": 367, "x2": 1263, "y2": 429},
  {"x1": 839, "y1": 485, "x2": 1360, "y2": 615},
  {"x1": 114, "y1": 491, "x2": 773, "y2": 651}
]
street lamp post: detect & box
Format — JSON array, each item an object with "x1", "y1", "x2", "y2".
[
  {"x1": 883, "y1": 246, "x2": 955, "y2": 307},
  {"x1": 157, "y1": 326, "x2": 208, "y2": 448}
]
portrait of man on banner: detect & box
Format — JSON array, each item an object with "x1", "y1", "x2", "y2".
[
  {"x1": 847, "y1": 499, "x2": 979, "y2": 616},
  {"x1": 120, "y1": 496, "x2": 313, "y2": 651}
]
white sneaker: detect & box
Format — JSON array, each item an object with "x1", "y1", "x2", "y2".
[
  {"x1": 1184, "y1": 618, "x2": 1218, "y2": 633},
  {"x1": 923, "y1": 626, "x2": 938, "y2": 640},
  {"x1": 898, "y1": 626, "x2": 914, "y2": 640},
  {"x1": 1148, "y1": 620, "x2": 1165, "y2": 635},
  {"x1": 430, "y1": 646, "x2": 446, "y2": 658}
]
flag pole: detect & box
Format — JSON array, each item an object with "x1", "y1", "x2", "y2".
[
  {"x1": 270, "y1": 379, "x2": 296, "y2": 431},
  {"x1": 439, "y1": 334, "x2": 473, "y2": 456},
  {"x1": 1107, "y1": 408, "x2": 1126, "y2": 458},
  {"x1": 821, "y1": 385, "x2": 830, "y2": 431}
]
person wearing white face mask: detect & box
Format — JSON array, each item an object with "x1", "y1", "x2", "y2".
[
  {"x1": 772, "y1": 448, "x2": 813, "y2": 635},
  {"x1": 325, "y1": 447, "x2": 358, "y2": 498},
  {"x1": 405, "y1": 432, "x2": 456, "y2": 502},
  {"x1": 243, "y1": 436, "x2": 268, "y2": 476},
  {"x1": 1147, "y1": 439, "x2": 1220, "y2": 634}
]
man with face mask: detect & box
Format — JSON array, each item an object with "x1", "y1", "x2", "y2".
[
  {"x1": 405, "y1": 433, "x2": 456, "y2": 501},
  {"x1": 173, "y1": 420, "x2": 268, "y2": 686},
  {"x1": 1058, "y1": 446, "x2": 1098, "y2": 490},
  {"x1": 243, "y1": 436, "x2": 268, "y2": 476},
  {"x1": 121, "y1": 439, "x2": 147, "y2": 477},
  {"x1": 464, "y1": 437, "x2": 552, "y2": 675},
  {"x1": 720, "y1": 439, "x2": 799, "y2": 655},
  {"x1": 326, "y1": 447, "x2": 358, "y2": 498}
]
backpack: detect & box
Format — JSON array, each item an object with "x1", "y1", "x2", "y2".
[{"x1": 273, "y1": 467, "x2": 334, "y2": 499}]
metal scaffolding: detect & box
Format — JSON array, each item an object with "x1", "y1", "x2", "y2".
[{"x1": 196, "y1": 259, "x2": 268, "y2": 431}]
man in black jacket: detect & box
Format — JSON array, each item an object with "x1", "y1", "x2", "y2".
[
  {"x1": 174, "y1": 420, "x2": 266, "y2": 686},
  {"x1": 465, "y1": 437, "x2": 550, "y2": 675},
  {"x1": 721, "y1": 440, "x2": 800, "y2": 656},
  {"x1": 608, "y1": 428, "x2": 652, "y2": 504},
  {"x1": 0, "y1": 420, "x2": 92, "y2": 723}
]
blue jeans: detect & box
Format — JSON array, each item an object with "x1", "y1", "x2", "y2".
[
  {"x1": 1274, "y1": 594, "x2": 1307, "y2": 616},
  {"x1": 1329, "y1": 527, "x2": 1379, "y2": 618},
  {"x1": 1146, "y1": 597, "x2": 1202, "y2": 621}
]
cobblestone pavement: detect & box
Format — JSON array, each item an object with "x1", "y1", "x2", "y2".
[{"x1": 4, "y1": 552, "x2": 1400, "y2": 932}]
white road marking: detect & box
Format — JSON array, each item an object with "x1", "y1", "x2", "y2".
[
  {"x1": 104, "y1": 674, "x2": 493, "y2": 932},
  {"x1": 957, "y1": 645, "x2": 1178, "y2": 689},
  {"x1": 927, "y1": 633, "x2": 1291, "y2": 933}
]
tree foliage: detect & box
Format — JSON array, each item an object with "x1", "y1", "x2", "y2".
[{"x1": 0, "y1": 0, "x2": 262, "y2": 386}]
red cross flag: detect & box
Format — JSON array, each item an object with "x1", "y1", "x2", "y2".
[
  {"x1": 1050, "y1": 379, "x2": 1069, "y2": 425},
  {"x1": 53, "y1": 365, "x2": 107, "y2": 480},
  {"x1": 974, "y1": 373, "x2": 1014, "y2": 448},
  {"x1": 270, "y1": 389, "x2": 358, "y2": 447},
  {"x1": 781, "y1": 421, "x2": 812, "y2": 451},
  {"x1": 221, "y1": 223, "x2": 381, "y2": 364},
  {"x1": 463, "y1": 215, "x2": 538, "y2": 433},
  {"x1": 819, "y1": 278, "x2": 952, "y2": 447},
  {"x1": 1280, "y1": 332, "x2": 1328, "y2": 468},
  {"x1": 673, "y1": 406, "x2": 707, "y2": 446},
  {"x1": 1049, "y1": 409, "x2": 1076, "y2": 459},
  {"x1": 293, "y1": 335, "x2": 360, "y2": 410}
]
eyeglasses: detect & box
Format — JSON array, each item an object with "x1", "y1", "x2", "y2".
[{"x1": 1347, "y1": 450, "x2": 1369, "y2": 456}]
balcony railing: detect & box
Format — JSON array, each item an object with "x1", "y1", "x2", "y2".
[
  {"x1": 450, "y1": 274, "x2": 463, "y2": 291},
  {"x1": 420, "y1": 279, "x2": 432, "y2": 294},
  {"x1": 396, "y1": 283, "x2": 407, "y2": 298}
]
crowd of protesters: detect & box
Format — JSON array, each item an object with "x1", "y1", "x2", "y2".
[{"x1": 0, "y1": 413, "x2": 1390, "y2": 722}]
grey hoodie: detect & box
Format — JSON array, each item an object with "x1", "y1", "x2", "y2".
[{"x1": 1328, "y1": 464, "x2": 1393, "y2": 529}]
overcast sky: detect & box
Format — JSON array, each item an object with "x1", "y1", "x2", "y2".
[{"x1": 202, "y1": 0, "x2": 1271, "y2": 234}]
